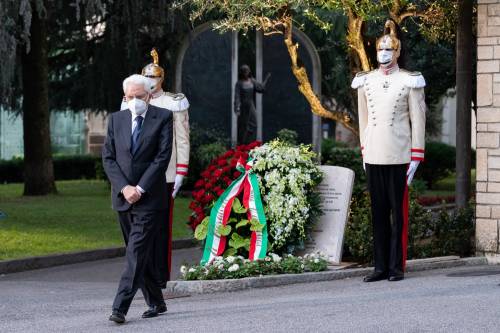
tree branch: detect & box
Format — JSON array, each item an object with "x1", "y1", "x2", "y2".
[
  {"x1": 281, "y1": 13, "x2": 358, "y2": 136},
  {"x1": 398, "y1": 10, "x2": 430, "y2": 23}
]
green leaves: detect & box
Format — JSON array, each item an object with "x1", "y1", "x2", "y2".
[
  {"x1": 229, "y1": 233, "x2": 250, "y2": 250},
  {"x1": 235, "y1": 219, "x2": 249, "y2": 229},
  {"x1": 250, "y1": 218, "x2": 265, "y2": 232},
  {"x1": 223, "y1": 248, "x2": 237, "y2": 257},
  {"x1": 194, "y1": 217, "x2": 209, "y2": 240},
  {"x1": 217, "y1": 224, "x2": 232, "y2": 236},
  {"x1": 232, "y1": 197, "x2": 248, "y2": 214}
]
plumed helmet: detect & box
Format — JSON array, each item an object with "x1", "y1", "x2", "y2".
[
  {"x1": 141, "y1": 48, "x2": 164, "y2": 80},
  {"x1": 376, "y1": 20, "x2": 401, "y2": 55}
]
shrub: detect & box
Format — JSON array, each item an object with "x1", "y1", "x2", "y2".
[
  {"x1": 416, "y1": 141, "x2": 455, "y2": 189},
  {"x1": 431, "y1": 205, "x2": 475, "y2": 257},
  {"x1": 276, "y1": 128, "x2": 298, "y2": 145},
  {"x1": 185, "y1": 123, "x2": 229, "y2": 190},
  {"x1": 0, "y1": 155, "x2": 100, "y2": 183},
  {"x1": 344, "y1": 191, "x2": 373, "y2": 261},
  {"x1": 343, "y1": 189, "x2": 475, "y2": 263},
  {"x1": 320, "y1": 138, "x2": 349, "y2": 163},
  {"x1": 322, "y1": 147, "x2": 365, "y2": 194},
  {"x1": 180, "y1": 252, "x2": 328, "y2": 281}
]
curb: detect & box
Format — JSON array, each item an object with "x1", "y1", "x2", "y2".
[
  {"x1": 166, "y1": 256, "x2": 489, "y2": 295},
  {"x1": 0, "y1": 238, "x2": 197, "y2": 275}
]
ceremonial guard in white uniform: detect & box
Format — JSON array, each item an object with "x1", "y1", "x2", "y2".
[
  {"x1": 351, "y1": 20, "x2": 426, "y2": 282},
  {"x1": 121, "y1": 49, "x2": 190, "y2": 286}
]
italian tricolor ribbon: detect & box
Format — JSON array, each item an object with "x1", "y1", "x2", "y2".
[{"x1": 201, "y1": 158, "x2": 268, "y2": 265}]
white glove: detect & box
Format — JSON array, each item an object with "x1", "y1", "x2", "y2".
[
  {"x1": 406, "y1": 161, "x2": 420, "y2": 186},
  {"x1": 172, "y1": 174, "x2": 185, "y2": 198}
]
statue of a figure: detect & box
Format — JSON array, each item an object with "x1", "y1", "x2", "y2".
[{"x1": 234, "y1": 64, "x2": 271, "y2": 144}]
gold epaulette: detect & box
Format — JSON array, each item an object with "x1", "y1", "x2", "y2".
[
  {"x1": 400, "y1": 69, "x2": 422, "y2": 76},
  {"x1": 355, "y1": 70, "x2": 370, "y2": 77}
]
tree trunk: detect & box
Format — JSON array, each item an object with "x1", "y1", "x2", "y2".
[
  {"x1": 455, "y1": 0, "x2": 473, "y2": 208},
  {"x1": 21, "y1": 1, "x2": 57, "y2": 196},
  {"x1": 347, "y1": 17, "x2": 371, "y2": 72}
]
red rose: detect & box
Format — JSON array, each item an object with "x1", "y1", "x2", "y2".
[
  {"x1": 194, "y1": 179, "x2": 205, "y2": 188},
  {"x1": 217, "y1": 159, "x2": 227, "y2": 167},
  {"x1": 233, "y1": 171, "x2": 241, "y2": 178},
  {"x1": 229, "y1": 158, "x2": 238, "y2": 167},
  {"x1": 201, "y1": 170, "x2": 210, "y2": 178},
  {"x1": 194, "y1": 189, "x2": 205, "y2": 201},
  {"x1": 214, "y1": 169, "x2": 223, "y2": 178},
  {"x1": 248, "y1": 141, "x2": 261, "y2": 149},
  {"x1": 216, "y1": 189, "x2": 225, "y2": 196}
]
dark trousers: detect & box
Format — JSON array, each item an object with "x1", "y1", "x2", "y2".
[
  {"x1": 366, "y1": 163, "x2": 409, "y2": 275},
  {"x1": 150, "y1": 183, "x2": 174, "y2": 287},
  {"x1": 112, "y1": 209, "x2": 166, "y2": 314}
]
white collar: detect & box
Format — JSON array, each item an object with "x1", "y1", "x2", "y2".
[
  {"x1": 151, "y1": 89, "x2": 164, "y2": 99},
  {"x1": 378, "y1": 63, "x2": 399, "y2": 75}
]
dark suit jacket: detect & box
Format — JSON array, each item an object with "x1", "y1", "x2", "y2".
[{"x1": 102, "y1": 105, "x2": 173, "y2": 211}]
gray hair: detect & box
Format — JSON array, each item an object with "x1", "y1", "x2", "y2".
[{"x1": 122, "y1": 74, "x2": 154, "y2": 94}]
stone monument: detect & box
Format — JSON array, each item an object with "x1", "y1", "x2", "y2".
[{"x1": 304, "y1": 165, "x2": 355, "y2": 264}]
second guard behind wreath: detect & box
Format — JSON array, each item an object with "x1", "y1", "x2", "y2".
[{"x1": 351, "y1": 20, "x2": 426, "y2": 283}]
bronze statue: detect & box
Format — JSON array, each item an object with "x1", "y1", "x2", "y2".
[{"x1": 234, "y1": 64, "x2": 271, "y2": 144}]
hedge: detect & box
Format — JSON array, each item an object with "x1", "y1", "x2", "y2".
[{"x1": 0, "y1": 155, "x2": 103, "y2": 183}]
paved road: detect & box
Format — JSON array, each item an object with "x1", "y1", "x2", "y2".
[{"x1": 1, "y1": 253, "x2": 500, "y2": 333}]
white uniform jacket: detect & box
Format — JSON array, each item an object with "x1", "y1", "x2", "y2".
[
  {"x1": 351, "y1": 67, "x2": 426, "y2": 165},
  {"x1": 121, "y1": 90, "x2": 190, "y2": 183}
]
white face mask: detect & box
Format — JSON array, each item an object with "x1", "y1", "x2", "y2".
[
  {"x1": 377, "y1": 49, "x2": 394, "y2": 65},
  {"x1": 148, "y1": 78, "x2": 161, "y2": 92},
  {"x1": 127, "y1": 98, "x2": 148, "y2": 116}
]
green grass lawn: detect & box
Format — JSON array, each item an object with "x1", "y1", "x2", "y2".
[
  {"x1": 422, "y1": 169, "x2": 476, "y2": 197},
  {"x1": 0, "y1": 180, "x2": 193, "y2": 260}
]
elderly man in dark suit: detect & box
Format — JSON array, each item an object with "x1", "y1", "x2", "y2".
[{"x1": 102, "y1": 74, "x2": 173, "y2": 324}]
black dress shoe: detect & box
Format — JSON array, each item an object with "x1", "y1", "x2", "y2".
[
  {"x1": 388, "y1": 274, "x2": 404, "y2": 282},
  {"x1": 363, "y1": 271, "x2": 388, "y2": 282},
  {"x1": 109, "y1": 311, "x2": 125, "y2": 324},
  {"x1": 142, "y1": 304, "x2": 167, "y2": 318}
]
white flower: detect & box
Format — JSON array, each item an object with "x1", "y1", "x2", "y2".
[
  {"x1": 244, "y1": 259, "x2": 250, "y2": 264},
  {"x1": 226, "y1": 256, "x2": 236, "y2": 264},
  {"x1": 188, "y1": 268, "x2": 196, "y2": 273},
  {"x1": 180, "y1": 265, "x2": 187, "y2": 274},
  {"x1": 301, "y1": 264, "x2": 305, "y2": 269},
  {"x1": 270, "y1": 253, "x2": 281, "y2": 263},
  {"x1": 264, "y1": 256, "x2": 272, "y2": 262},
  {"x1": 218, "y1": 264, "x2": 224, "y2": 270},
  {"x1": 228, "y1": 264, "x2": 239, "y2": 272},
  {"x1": 314, "y1": 258, "x2": 320, "y2": 264}
]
